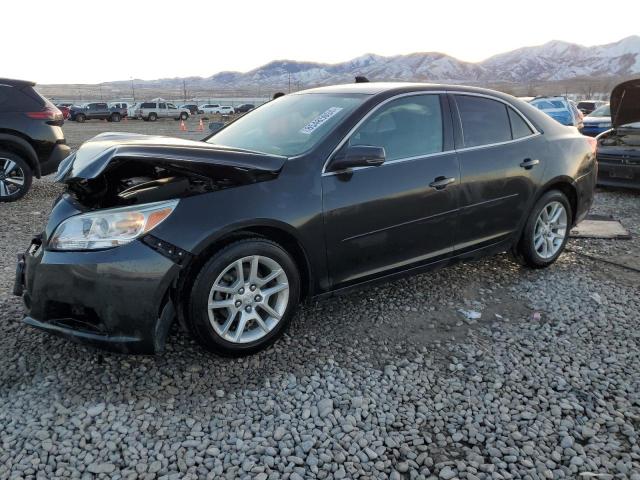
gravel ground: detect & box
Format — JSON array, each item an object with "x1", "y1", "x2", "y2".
[{"x1": 0, "y1": 122, "x2": 638, "y2": 479}]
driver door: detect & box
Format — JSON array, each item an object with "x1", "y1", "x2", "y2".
[{"x1": 321, "y1": 93, "x2": 460, "y2": 288}]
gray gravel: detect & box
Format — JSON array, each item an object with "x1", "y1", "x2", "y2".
[{"x1": 1, "y1": 131, "x2": 639, "y2": 479}]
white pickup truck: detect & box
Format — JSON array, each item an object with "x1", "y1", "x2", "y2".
[{"x1": 135, "y1": 99, "x2": 190, "y2": 121}]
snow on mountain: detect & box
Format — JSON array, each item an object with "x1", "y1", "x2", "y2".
[{"x1": 105, "y1": 36, "x2": 640, "y2": 91}]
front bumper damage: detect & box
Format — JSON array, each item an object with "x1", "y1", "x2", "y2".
[{"x1": 14, "y1": 228, "x2": 184, "y2": 354}]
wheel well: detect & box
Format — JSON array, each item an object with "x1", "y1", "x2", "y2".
[
  {"x1": 0, "y1": 135, "x2": 37, "y2": 174},
  {"x1": 543, "y1": 181, "x2": 578, "y2": 224},
  {"x1": 173, "y1": 226, "x2": 312, "y2": 328}
]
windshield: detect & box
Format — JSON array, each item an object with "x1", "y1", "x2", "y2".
[
  {"x1": 207, "y1": 93, "x2": 368, "y2": 156},
  {"x1": 588, "y1": 104, "x2": 610, "y2": 117}
]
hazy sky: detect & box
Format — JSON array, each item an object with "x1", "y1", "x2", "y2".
[{"x1": 4, "y1": 0, "x2": 638, "y2": 84}]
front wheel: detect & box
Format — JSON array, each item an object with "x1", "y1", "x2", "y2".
[
  {"x1": 180, "y1": 112, "x2": 188, "y2": 120},
  {"x1": 110, "y1": 113, "x2": 121, "y2": 122},
  {"x1": 0, "y1": 152, "x2": 33, "y2": 202},
  {"x1": 148, "y1": 113, "x2": 157, "y2": 122},
  {"x1": 75, "y1": 114, "x2": 86, "y2": 123},
  {"x1": 516, "y1": 190, "x2": 572, "y2": 268},
  {"x1": 187, "y1": 239, "x2": 300, "y2": 356}
]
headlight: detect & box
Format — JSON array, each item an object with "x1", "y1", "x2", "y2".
[
  {"x1": 598, "y1": 122, "x2": 612, "y2": 128},
  {"x1": 49, "y1": 200, "x2": 179, "y2": 250}
]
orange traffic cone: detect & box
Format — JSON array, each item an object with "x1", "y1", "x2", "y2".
[
  {"x1": 197, "y1": 118, "x2": 204, "y2": 132},
  {"x1": 180, "y1": 119, "x2": 187, "y2": 132}
]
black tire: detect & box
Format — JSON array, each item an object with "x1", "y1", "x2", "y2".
[
  {"x1": 111, "y1": 113, "x2": 121, "y2": 122},
  {"x1": 76, "y1": 113, "x2": 86, "y2": 123},
  {"x1": 180, "y1": 112, "x2": 188, "y2": 120},
  {"x1": 516, "y1": 190, "x2": 572, "y2": 269},
  {"x1": 187, "y1": 239, "x2": 300, "y2": 356},
  {"x1": 0, "y1": 151, "x2": 33, "y2": 202},
  {"x1": 148, "y1": 113, "x2": 157, "y2": 122}
]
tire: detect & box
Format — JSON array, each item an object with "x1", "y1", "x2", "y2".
[
  {"x1": 180, "y1": 112, "x2": 188, "y2": 120},
  {"x1": 111, "y1": 113, "x2": 121, "y2": 122},
  {"x1": 148, "y1": 113, "x2": 157, "y2": 122},
  {"x1": 76, "y1": 113, "x2": 86, "y2": 123},
  {"x1": 0, "y1": 151, "x2": 33, "y2": 202},
  {"x1": 516, "y1": 190, "x2": 572, "y2": 269},
  {"x1": 187, "y1": 239, "x2": 300, "y2": 356}
]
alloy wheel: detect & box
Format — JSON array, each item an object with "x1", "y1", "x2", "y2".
[
  {"x1": 207, "y1": 255, "x2": 290, "y2": 344},
  {"x1": 533, "y1": 201, "x2": 568, "y2": 259},
  {"x1": 0, "y1": 158, "x2": 26, "y2": 199}
]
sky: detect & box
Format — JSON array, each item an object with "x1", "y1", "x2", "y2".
[{"x1": 4, "y1": 0, "x2": 639, "y2": 84}]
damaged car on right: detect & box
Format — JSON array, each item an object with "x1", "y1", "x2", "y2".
[{"x1": 596, "y1": 79, "x2": 640, "y2": 189}]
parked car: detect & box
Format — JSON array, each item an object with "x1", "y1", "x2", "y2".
[
  {"x1": 69, "y1": 102, "x2": 127, "y2": 123},
  {"x1": 580, "y1": 104, "x2": 611, "y2": 137},
  {"x1": 235, "y1": 104, "x2": 255, "y2": 113},
  {"x1": 136, "y1": 101, "x2": 190, "y2": 121},
  {"x1": 180, "y1": 104, "x2": 200, "y2": 115},
  {"x1": 127, "y1": 102, "x2": 139, "y2": 119},
  {"x1": 199, "y1": 104, "x2": 221, "y2": 114},
  {"x1": 217, "y1": 106, "x2": 235, "y2": 115},
  {"x1": 576, "y1": 100, "x2": 607, "y2": 116},
  {"x1": 109, "y1": 102, "x2": 132, "y2": 113},
  {"x1": 595, "y1": 79, "x2": 640, "y2": 189},
  {"x1": 56, "y1": 105, "x2": 71, "y2": 119},
  {"x1": 529, "y1": 96, "x2": 584, "y2": 129},
  {"x1": 14, "y1": 83, "x2": 597, "y2": 355},
  {"x1": 0, "y1": 78, "x2": 70, "y2": 201}
]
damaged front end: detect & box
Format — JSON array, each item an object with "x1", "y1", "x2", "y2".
[
  {"x1": 15, "y1": 132, "x2": 288, "y2": 354},
  {"x1": 56, "y1": 132, "x2": 287, "y2": 208}
]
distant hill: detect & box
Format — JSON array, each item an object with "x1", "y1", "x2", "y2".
[{"x1": 39, "y1": 36, "x2": 640, "y2": 100}]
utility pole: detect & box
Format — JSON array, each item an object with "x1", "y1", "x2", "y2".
[
  {"x1": 130, "y1": 78, "x2": 135, "y2": 102},
  {"x1": 288, "y1": 72, "x2": 291, "y2": 94},
  {"x1": 183, "y1": 79, "x2": 187, "y2": 103},
  {"x1": 99, "y1": 84, "x2": 103, "y2": 101}
]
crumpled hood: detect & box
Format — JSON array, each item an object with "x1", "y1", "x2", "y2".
[
  {"x1": 56, "y1": 132, "x2": 287, "y2": 182},
  {"x1": 610, "y1": 79, "x2": 640, "y2": 128}
]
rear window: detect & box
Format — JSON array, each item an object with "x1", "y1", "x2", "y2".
[
  {"x1": 455, "y1": 95, "x2": 512, "y2": 148},
  {"x1": 0, "y1": 85, "x2": 44, "y2": 112},
  {"x1": 140, "y1": 102, "x2": 156, "y2": 108}
]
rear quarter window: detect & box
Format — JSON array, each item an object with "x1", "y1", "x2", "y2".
[
  {"x1": 508, "y1": 108, "x2": 534, "y2": 139},
  {"x1": 140, "y1": 102, "x2": 156, "y2": 108},
  {"x1": 0, "y1": 85, "x2": 44, "y2": 112}
]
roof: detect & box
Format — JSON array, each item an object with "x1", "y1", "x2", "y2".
[
  {"x1": 0, "y1": 78, "x2": 36, "y2": 88},
  {"x1": 295, "y1": 82, "x2": 521, "y2": 101}
]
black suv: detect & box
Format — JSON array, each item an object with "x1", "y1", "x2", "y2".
[{"x1": 0, "y1": 78, "x2": 70, "y2": 202}]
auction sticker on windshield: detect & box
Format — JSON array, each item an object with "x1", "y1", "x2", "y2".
[{"x1": 300, "y1": 107, "x2": 343, "y2": 135}]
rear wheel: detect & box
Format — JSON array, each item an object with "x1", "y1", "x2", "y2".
[
  {"x1": 110, "y1": 113, "x2": 121, "y2": 122},
  {"x1": 517, "y1": 190, "x2": 572, "y2": 268},
  {"x1": 0, "y1": 152, "x2": 32, "y2": 202},
  {"x1": 187, "y1": 239, "x2": 300, "y2": 356}
]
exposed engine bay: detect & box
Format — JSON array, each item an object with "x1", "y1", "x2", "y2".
[{"x1": 56, "y1": 133, "x2": 287, "y2": 209}]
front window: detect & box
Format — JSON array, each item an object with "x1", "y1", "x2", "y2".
[
  {"x1": 347, "y1": 94, "x2": 443, "y2": 161},
  {"x1": 207, "y1": 93, "x2": 367, "y2": 156}
]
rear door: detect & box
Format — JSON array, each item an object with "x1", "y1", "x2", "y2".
[
  {"x1": 158, "y1": 102, "x2": 167, "y2": 118},
  {"x1": 322, "y1": 93, "x2": 460, "y2": 288},
  {"x1": 451, "y1": 94, "x2": 546, "y2": 253}
]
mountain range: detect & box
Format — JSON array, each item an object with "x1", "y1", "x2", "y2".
[{"x1": 104, "y1": 36, "x2": 640, "y2": 92}]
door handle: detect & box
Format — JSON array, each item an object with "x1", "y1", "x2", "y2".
[
  {"x1": 519, "y1": 158, "x2": 540, "y2": 169},
  {"x1": 429, "y1": 176, "x2": 456, "y2": 190}
]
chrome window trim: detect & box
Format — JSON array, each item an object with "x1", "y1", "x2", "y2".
[{"x1": 321, "y1": 90, "x2": 541, "y2": 176}]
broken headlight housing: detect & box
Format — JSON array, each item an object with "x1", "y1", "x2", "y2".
[{"x1": 49, "y1": 200, "x2": 179, "y2": 250}]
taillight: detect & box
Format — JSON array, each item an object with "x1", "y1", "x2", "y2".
[{"x1": 26, "y1": 106, "x2": 63, "y2": 123}]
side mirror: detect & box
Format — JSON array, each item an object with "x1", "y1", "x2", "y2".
[{"x1": 329, "y1": 145, "x2": 385, "y2": 172}]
